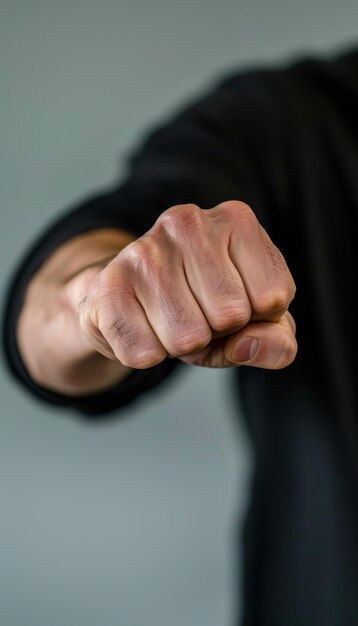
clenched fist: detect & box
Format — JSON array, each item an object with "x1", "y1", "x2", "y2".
[{"x1": 77, "y1": 201, "x2": 297, "y2": 371}]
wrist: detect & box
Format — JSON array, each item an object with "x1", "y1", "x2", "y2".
[{"x1": 16, "y1": 228, "x2": 136, "y2": 395}]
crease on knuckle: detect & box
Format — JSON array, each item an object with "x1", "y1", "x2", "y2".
[
  {"x1": 263, "y1": 243, "x2": 296, "y2": 303},
  {"x1": 101, "y1": 318, "x2": 165, "y2": 368},
  {"x1": 168, "y1": 330, "x2": 211, "y2": 357},
  {"x1": 264, "y1": 242, "x2": 292, "y2": 283},
  {"x1": 208, "y1": 270, "x2": 251, "y2": 329},
  {"x1": 208, "y1": 306, "x2": 251, "y2": 333},
  {"x1": 101, "y1": 318, "x2": 139, "y2": 353},
  {"x1": 160, "y1": 293, "x2": 194, "y2": 329},
  {"x1": 122, "y1": 350, "x2": 165, "y2": 369},
  {"x1": 266, "y1": 241, "x2": 286, "y2": 265}
]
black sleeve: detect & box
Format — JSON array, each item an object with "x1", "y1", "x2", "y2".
[{"x1": 1, "y1": 62, "x2": 289, "y2": 419}]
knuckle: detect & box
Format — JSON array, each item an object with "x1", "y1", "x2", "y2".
[
  {"x1": 122, "y1": 240, "x2": 157, "y2": 274},
  {"x1": 252, "y1": 288, "x2": 292, "y2": 316},
  {"x1": 100, "y1": 317, "x2": 165, "y2": 368},
  {"x1": 168, "y1": 329, "x2": 211, "y2": 357},
  {"x1": 264, "y1": 242, "x2": 294, "y2": 286},
  {"x1": 121, "y1": 350, "x2": 165, "y2": 369},
  {"x1": 219, "y1": 200, "x2": 257, "y2": 225},
  {"x1": 274, "y1": 336, "x2": 298, "y2": 369},
  {"x1": 208, "y1": 306, "x2": 251, "y2": 333},
  {"x1": 218, "y1": 199, "x2": 254, "y2": 215},
  {"x1": 101, "y1": 317, "x2": 139, "y2": 350},
  {"x1": 162, "y1": 296, "x2": 193, "y2": 329},
  {"x1": 238, "y1": 210, "x2": 261, "y2": 236},
  {"x1": 87, "y1": 265, "x2": 119, "y2": 301},
  {"x1": 87, "y1": 269, "x2": 134, "y2": 326},
  {"x1": 158, "y1": 203, "x2": 203, "y2": 236},
  {"x1": 266, "y1": 243, "x2": 287, "y2": 272}
]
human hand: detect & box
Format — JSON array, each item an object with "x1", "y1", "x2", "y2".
[{"x1": 78, "y1": 201, "x2": 297, "y2": 370}]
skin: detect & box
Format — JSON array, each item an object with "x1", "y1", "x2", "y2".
[{"x1": 16, "y1": 200, "x2": 297, "y2": 396}]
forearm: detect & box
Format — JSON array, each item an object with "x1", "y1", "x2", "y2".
[{"x1": 16, "y1": 228, "x2": 136, "y2": 396}]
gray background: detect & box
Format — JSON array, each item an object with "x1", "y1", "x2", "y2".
[{"x1": 1, "y1": 1, "x2": 357, "y2": 625}]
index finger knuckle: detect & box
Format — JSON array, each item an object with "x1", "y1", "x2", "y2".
[
  {"x1": 157, "y1": 203, "x2": 204, "y2": 237},
  {"x1": 274, "y1": 335, "x2": 298, "y2": 369},
  {"x1": 252, "y1": 288, "x2": 293, "y2": 317}
]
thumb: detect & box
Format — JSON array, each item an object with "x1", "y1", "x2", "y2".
[
  {"x1": 224, "y1": 311, "x2": 297, "y2": 369},
  {"x1": 178, "y1": 312, "x2": 297, "y2": 369}
]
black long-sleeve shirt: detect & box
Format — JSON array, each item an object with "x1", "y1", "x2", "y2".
[
  {"x1": 3, "y1": 44, "x2": 358, "y2": 625},
  {"x1": 2, "y1": 44, "x2": 358, "y2": 433}
]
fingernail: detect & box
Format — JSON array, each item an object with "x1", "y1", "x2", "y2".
[{"x1": 231, "y1": 337, "x2": 259, "y2": 362}]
